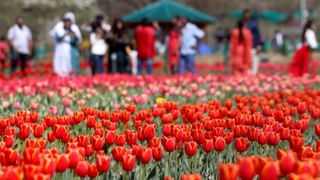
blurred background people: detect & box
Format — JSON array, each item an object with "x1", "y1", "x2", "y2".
[
  {"x1": 222, "y1": 28, "x2": 231, "y2": 74},
  {"x1": 0, "y1": 36, "x2": 9, "y2": 73},
  {"x1": 135, "y1": 18, "x2": 156, "y2": 75},
  {"x1": 7, "y1": 16, "x2": 33, "y2": 76},
  {"x1": 179, "y1": 17, "x2": 205, "y2": 74},
  {"x1": 167, "y1": 16, "x2": 181, "y2": 74},
  {"x1": 289, "y1": 19, "x2": 318, "y2": 77},
  {"x1": 50, "y1": 12, "x2": 82, "y2": 76},
  {"x1": 107, "y1": 18, "x2": 130, "y2": 73},
  {"x1": 230, "y1": 20, "x2": 252, "y2": 74},
  {"x1": 273, "y1": 30, "x2": 284, "y2": 53},
  {"x1": 81, "y1": 14, "x2": 111, "y2": 33},
  {"x1": 90, "y1": 26, "x2": 107, "y2": 75},
  {"x1": 243, "y1": 9, "x2": 261, "y2": 75}
]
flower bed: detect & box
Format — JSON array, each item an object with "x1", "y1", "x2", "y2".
[{"x1": 0, "y1": 74, "x2": 320, "y2": 180}]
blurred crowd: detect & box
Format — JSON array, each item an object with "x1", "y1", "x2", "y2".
[{"x1": 0, "y1": 9, "x2": 317, "y2": 77}]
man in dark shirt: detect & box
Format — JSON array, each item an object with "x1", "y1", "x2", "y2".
[{"x1": 243, "y1": 9, "x2": 261, "y2": 75}]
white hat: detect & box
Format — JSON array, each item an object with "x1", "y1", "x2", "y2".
[{"x1": 63, "y1": 12, "x2": 76, "y2": 24}]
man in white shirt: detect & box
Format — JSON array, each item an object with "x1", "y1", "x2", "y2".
[
  {"x1": 179, "y1": 17, "x2": 205, "y2": 74},
  {"x1": 7, "y1": 16, "x2": 32, "y2": 75}
]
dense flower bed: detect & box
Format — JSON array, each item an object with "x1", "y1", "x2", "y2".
[{"x1": 0, "y1": 74, "x2": 320, "y2": 180}]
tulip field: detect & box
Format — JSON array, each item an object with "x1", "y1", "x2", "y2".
[{"x1": 1, "y1": 73, "x2": 320, "y2": 180}]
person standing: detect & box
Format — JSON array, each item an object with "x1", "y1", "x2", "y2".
[
  {"x1": 135, "y1": 18, "x2": 156, "y2": 75},
  {"x1": 273, "y1": 30, "x2": 284, "y2": 53},
  {"x1": 50, "y1": 12, "x2": 82, "y2": 76},
  {"x1": 179, "y1": 17, "x2": 205, "y2": 74},
  {"x1": 7, "y1": 16, "x2": 32, "y2": 76},
  {"x1": 243, "y1": 9, "x2": 261, "y2": 75},
  {"x1": 0, "y1": 36, "x2": 9, "y2": 73},
  {"x1": 230, "y1": 21, "x2": 252, "y2": 74},
  {"x1": 289, "y1": 19, "x2": 318, "y2": 77},
  {"x1": 167, "y1": 17, "x2": 181, "y2": 74},
  {"x1": 90, "y1": 26, "x2": 107, "y2": 75},
  {"x1": 107, "y1": 19, "x2": 130, "y2": 74}
]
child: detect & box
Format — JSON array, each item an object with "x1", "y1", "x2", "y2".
[{"x1": 0, "y1": 36, "x2": 9, "y2": 72}]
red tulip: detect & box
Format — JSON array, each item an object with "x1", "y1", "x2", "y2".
[
  {"x1": 125, "y1": 130, "x2": 138, "y2": 145},
  {"x1": 126, "y1": 105, "x2": 136, "y2": 114},
  {"x1": 4, "y1": 135, "x2": 14, "y2": 148},
  {"x1": 139, "y1": 147, "x2": 153, "y2": 164},
  {"x1": 19, "y1": 124, "x2": 31, "y2": 140},
  {"x1": 185, "y1": 141, "x2": 198, "y2": 157},
  {"x1": 115, "y1": 134, "x2": 126, "y2": 146},
  {"x1": 297, "y1": 102, "x2": 306, "y2": 114},
  {"x1": 315, "y1": 124, "x2": 320, "y2": 137},
  {"x1": 85, "y1": 145, "x2": 94, "y2": 157},
  {"x1": 161, "y1": 113, "x2": 173, "y2": 124},
  {"x1": 33, "y1": 174, "x2": 50, "y2": 180},
  {"x1": 234, "y1": 138, "x2": 250, "y2": 153},
  {"x1": 88, "y1": 163, "x2": 98, "y2": 178},
  {"x1": 257, "y1": 132, "x2": 267, "y2": 145},
  {"x1": 162, "y1": 137, "x2": 176, "y2": 152},
  {"x1": 224, "y1": 132, "x2": 234, "y2": 144},
  {"x1": 75, "y1": 161, "x2": 89, "y2": 177},
  {"x1": 143, "y1": 124, "x2": 156, "y2": 140},
  {"x1": 225, "y1": 99, "x2": 233, "y2": 110},
  {"x1": 164, "y1": 176, "x2": 174, "y2": 180},
  {"x1": 202, "y1": 139, "x2": 214, "y2": 153},
  {"x1": 53, "y1": 125, "x2": 67, "y2": 139},
  {"x1": 5, "y1": 148, "x2": 20, "y2": 165},
  {"x1": 162, "y1": 124, "x2": 173, "y2": 136},
  {"x1": 121, "y1": 153, "x2": 136, "y2": 172},
  {"x1": 24, "y1": 164, "x2": 41, "y2": 180},
  {"x1": 267, "y1": 132, "x2": 280, "y2": 146},
  {"x1": 68, "y1": 150, "x2": 82, "y2": 168},
  {"x1": 181, "y1": 173, "x2": 202, "y2": 180},
  {"x1": 259, "y1": 161, "x2": 280, "y2": 180},
  {"x1": 73, "y1": 111, "x2": 85, "y2": 123},
  {"x1": 105, "y1": 130, "x2": 116, "y2": 145},
  {"x1": 112, "y1": 146, "x2": 126, "y2": 161},
  {"x1": 23, "y1": 147, "x2": 40, "y2": 165},
  {"x1": 86, "y1": 115, "x2": 96, "y2": 128},
  {"x1": 56, "y1": 154, "x2": 69, "y2": 172},
  {"x1": 148, "y1": 137, "x2": 161, "y2": 148},
  {"x1": 289, "y1": 136, "x2": 304, "y2": 152},
  {"x1": 238, "y1": 157, "x2": 255, "y2": 180},
  {"x1": 33, "y1": 124, "x2": 44, "y2": 138},
  {"x1": 47, "y1": 131, "x2": 56, "y2": 142},
  {"x1": 91, "y1": 135, "x2": 104, "y2": 151},
  {"x1": 77, "y1": 135, "x2": 89, "y2": 147},
  {"x1": 152, "y1": 146, "x2": 163, "y2": 161},
  {"x1": 279, "y1": 152, "x2": 296, "y2": 175},
  {"x1": 295, "y1": 162, "x2": 315, "y2": 176},
  {"x1": 219, "y1": 164, "x2": 238, "y2": 180},
  {"x1": 96, "y1": 154, "x2": 111, "y2": 173},
  {"x1": 94, "y1": 127, "x2": 104, "y2": 137},
  {"x1": 214, "y1": 137, "x2": 225, "y2": 152},
  {"x1": 41, "y1": 158, "x2": 56, "y2": 176}
]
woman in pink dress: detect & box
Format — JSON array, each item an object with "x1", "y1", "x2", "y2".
[{"x1": 230, "y1": 20, "x2": 252, "y2": 74}]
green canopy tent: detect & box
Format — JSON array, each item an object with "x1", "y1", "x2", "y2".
[
  {"x1": 227, "y1": 10, "x2": 289, "y2": 24},
  {"x1": 122, "y1": 0, "x2": 216, "y2": 24},
  {"x1": 293, "y1": 10, "x2": 320, "y2": 20}
]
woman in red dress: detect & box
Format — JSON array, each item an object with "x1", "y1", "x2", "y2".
[
  {"x1": 289, "y1": 19, "x2": 318, "y2": 77},
  {"x1": 230, "y1": 20, "x2": 253, "y2": 74},
  {"x1": 167, "y1": 29, "x2": 181, "y2": 74}
]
